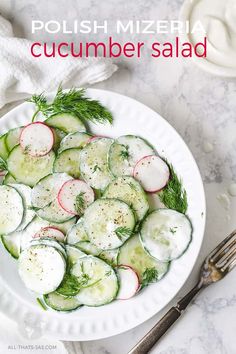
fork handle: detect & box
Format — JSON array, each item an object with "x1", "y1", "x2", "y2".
[{"x1": 128, "y1": 283, "x2": 202, "y2": 354}]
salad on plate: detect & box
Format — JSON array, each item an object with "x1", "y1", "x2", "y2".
[{"x1": 0, "y1": 87, "x2": 192, "y2": 312}]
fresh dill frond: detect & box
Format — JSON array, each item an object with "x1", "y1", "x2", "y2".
[
  {"x1": 28, "y1": 93, "x2": 47, "y2": 110},
  {"x1": 127, "y1": 182, "x2": 137, "y2": 191},
  {"x1": 169, "y1": 227, "x2": 177, "y2": 234},
  {"x1": 141, "y1": 267, "x2": 159, "y2": 288},
  {"x1": 75, "y1": 192, "x2": 86, "y2": 215},
  {"x1": 105, "y1": 270, "x2": 112, "y2": 277},
  {"x1": 28, "y1": 93, "x2": 48, "y2": 122},
  {"x1": 28, "y1": 85, "x2": 113, "y2": 124},
  {"x1": 159, "y1": 162, "x2": 188, "y2": 214},
  {"x1": 0, "y1": 157, "x2": 7, "y2": 171},
  {"x1": 115, "y1": 226, "x2": 133, "y2": 240},
  {"x1": 119, "y1": 145, "x2": 129, "y2": 160},
  {"x1": 57, "y1": 272, "x2": 91, "y2": 297},
  {"x1": 93, "y1": 164, "x2": 101, "y2": 173}
]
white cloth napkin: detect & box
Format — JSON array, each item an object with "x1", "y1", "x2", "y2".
[{"x1": 0, "y1": 14, "x2": 118, "y2": 108}]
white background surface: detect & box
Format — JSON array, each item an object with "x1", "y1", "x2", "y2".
[{"x1": 0, "y1": 0, "x2": 236, "y2": 353}]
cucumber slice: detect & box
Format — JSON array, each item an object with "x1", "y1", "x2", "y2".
[
  {"x1": 31, "y1": 173, "x2": 73, "y2": 223},
  {"x1": 66, "y1": 219, "x2": 88, "y2": 244},
  {"x1": 0, "y1": 134, "x2": 8, "y2": 161},
  {"x1": 44, "y1": 292, "x2": 81, "y2": 312},
  {"x1": 19, "y1": 244, "x2": 66, "y2": 294},
  {"x1": 52, "y1": 128, "x2": 66, "y2": 151},
  {"x1": 31, "y1": 173, "x2": 72, "y2": 209},
  {"x1": 20, "y1": 217, "x2": 50, "y2": 251},
  {"x1": 140, "y1": 209, "x2": 192, "y2": 261},
  {"x1": 9, "y1": 184, "x2": 35, "y2": 231},
  {"x1": 83, "y1": 199, "x2": 135, "y2": 250},
  {"x1": 53, "y1": 148, "x2": 81, "y2": 179},
  {"x1": 103, "y1": 176, "x2": 149, "y2": 221},
  {"x1": 75, "y1": 241, "x2": 101, "y2": 256},
  {"x1": 67, "y1": 217, "x2": 104, "y2": 258},
  {"x1": 66, "y1": 220, "x2": 101, "y2": 256},
  {"x1": 1, "y1": 231, "x2": 21, "y2": 259},
  {"x1": 59, "y1": 132, "x2": 91, "y2": 153},
  {"x1": 72, "y1": 256, "x2": 118, "y2": 306},
  {"x1": 99, "y1": 249, "x2": 119, "y2": 266},
  {"x1": 20, "y1": 216, "x2": 76, "y2": 251},
  {"x1": 54, "y1": 217, "x2": 76, "y2": 235},
  {"x1": 6, "y1": 127, "x2": 23, "y2": 152},
  {"x1": 3, "y1": 173, "x2": 16, "y2": 185},
  {"x1": 109, "y1": 135, "x2": 155, "y2": 177},
  {"x1": 0, "y1": 156, "x2": 7, "y2": 171},
  {"x1": 30, "y1": 238, "x2": 67, "y2": 259},
  {"x1": 36, "y1": 198, "x2": 73, "y2": 223},
  {"x1": 45, "y1": 113, "x2": 86, "y2": 134},
  {"x1": 0, "y1": 185, "x2": 24, "y2": 234},
  {"x1": 34, "y1": 226, "x2": 65, "y2": 242},
  {"x1": 65, "y1": 245, "x2": 86, "y2": 265},
  {"x1": 118, "y1": 234, "x2": 169, "y2": 283},
  {"x1": 80, "y1": 138, "x2": 114, "y2": 190},
  {"x1": 7, "y1": 145, "x2": 55, "y2": 187}
]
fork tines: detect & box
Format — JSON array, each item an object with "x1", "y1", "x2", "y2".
[{"x1": 210, "y1": 230, "x2": 236, "y2": 272}]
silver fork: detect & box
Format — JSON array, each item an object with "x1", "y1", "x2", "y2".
[{"x1": 128, "y1": 230, "x2": 236, "y2": 354}]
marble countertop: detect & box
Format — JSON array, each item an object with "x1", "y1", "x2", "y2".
[{"x1": 0, "y1": 0, "x2": 236, "y2": 353}]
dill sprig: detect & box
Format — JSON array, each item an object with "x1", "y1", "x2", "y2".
[
  {"x1": 159, "y1": 162, "x2": 188, "y2": 214},
  {"x1": 127, "y1": 182, "x2": 137, "y2": 191},
  {"x1": 56, "y1": 272, "x2": 91, "y2": 297},
  {"x1": 75, "y1": 192, "x2": 86, "y2": 215},
  {"x1": 119, "y1": 145, "x2": 129, "y2": 160},
  {"x1": 93, "y1": 164, "x2": 101, "y2": 173},
  {"x1": 0, "y1": 157, "x2": 7, "y2": 171},
  {"x1": 141, "y1": 267, "x2": 159, "y2": 288},
  {"x1": 28, "y1": 86, "x2": 113, "y2": 124},
  {"x1": 115, "y1": 226, "x2": 133, "y2": 240}
]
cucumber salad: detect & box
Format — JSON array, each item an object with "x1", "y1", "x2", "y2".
[{"x1": 0, "y1": 87, "x2": 192, "y2": 312}]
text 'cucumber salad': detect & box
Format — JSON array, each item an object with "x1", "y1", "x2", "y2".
[{"x1": 0, "y1": 87, "x2": 192, "y2": 312}]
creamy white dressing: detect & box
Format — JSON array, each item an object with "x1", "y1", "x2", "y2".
[
  {"x1": 217, "y1": 193, "x2": 231, "y2": 210},
  {"x1": 228, "y1": 183, "x2": 236, "y2": 197},
  {"x1": 189, "y1": 0, "x2": 236, "y2": 70},
  {"x1": 202, "y1": 140, "x2": 214, "y2": 153}
]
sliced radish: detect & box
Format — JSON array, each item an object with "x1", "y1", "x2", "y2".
[
  {"x1": 0, "y1": 170, "x2": 6, "y2": 176},
  {"x1": 58, "y1": 179, "x2": 95, "y2": 216},
  {"x1": 20, "y1": 122, "x2": 54, "y2": 157},
  {"x1": 34, "y1": 226, "x2": 65, "y2": 242},
  {"x1": 88, "y1": 135, "x2": 107, "y2": 143},
  {"x1": 133, "y1": 155, "x2": 170, "y2": 192},
  {"x1": 116, "y1": 265, "x2": 140, "y2": 300}
]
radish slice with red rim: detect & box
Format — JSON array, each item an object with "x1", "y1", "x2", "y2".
[
  {"x1": 88, "y1": 135, "x2": 108, "y2": 143},
  {"x1": 20, "y1": 122, "x2": 54, "y2": 157},
  {"x1": 34, "y1": 226, "x2": 65, "y2": 242},
  {"x1": 58, "y1": 179, "x2": 95, "y2": 216},
  {"x1": 133, "y1": 155, "x2": 170, "y2": 192},
  {"x1": 116, "y1": 265, "x2": 140, "y2": 300}
]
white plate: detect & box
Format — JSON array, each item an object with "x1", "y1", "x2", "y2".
[{"x1": 0, "y1": 89, "x2": 206, "y2": 341}]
